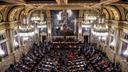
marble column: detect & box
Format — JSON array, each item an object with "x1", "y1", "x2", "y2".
[
  {"x1": 113, "y1": 21, "x2": 123, "y2": 63},
  {"x1": 5, "y1": 24, "x2": 14, "y2": 54},
  {"x1": 46, "y1": 10, "x2": 52, "y2": 42},
  {"x1": 78, "y1": 10, "x2": 84, "y2": 42},
  {"x1": 118, "y1": 22, "x2": 124, "y2": 55}
]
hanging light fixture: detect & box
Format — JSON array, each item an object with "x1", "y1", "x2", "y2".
[
  {"x1": 19, "y1": 21, "x2": 35, "y2": 37},
  {"x1": 91, "y1": 5, "x2": 108, "y2": 40},
  {"x1": 19, "y1": 7, "x2": 35, "y2": 40},
  {"x1": 31, "y1": 15, "x2": 40, "y2": 21},
  {"x1": 82, "y1": 10, "x2": 98, "y2": 28},
  {"x1": 37, "y1": 12, "x2": 47, "y2": 28},
  {"x1": 31, "y1": 13, "x2": 40, "y2": 24}
]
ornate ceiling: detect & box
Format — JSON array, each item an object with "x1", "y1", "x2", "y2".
[
  {"x1": 0, "y1": 0, "x2": 128, "y2": 9},
  {"x1": 0, "y1": 0, "x2": 122, "y2": 6},
  {"x1": 0, "y1": 0, "x2": 128, "y2": 22}
]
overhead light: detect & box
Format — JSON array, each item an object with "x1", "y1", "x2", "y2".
[
  {"x1": 37, "y1": 22, "x2": 47, "y2": 28},
  {"x1": 19, "y1": 18, "x2": 35, "y2": 37},
  {"x1": 91, "y1": 7, "x2": 108, "y2": 41},
  {"x1": 31, "y1": 16, "x2": 40, "y2": 21}
]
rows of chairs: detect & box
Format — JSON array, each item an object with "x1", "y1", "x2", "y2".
[
  {"x1": 68, "y1": 56, "x2": 85, "y2": 72},
  {"x1": 79, "y1": 43, "x2": 121, "y2": 72},
  {"x1": 33, "y1": 57, "x2": 57, "y2": 72},
  {"x1": 6, "y1": 42, "x2": 122, "y2": 72},
  {"x1": 6, "y1": 41, "x2": 51, "y2": 72}
]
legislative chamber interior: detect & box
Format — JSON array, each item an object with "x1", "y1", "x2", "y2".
[{"x1": 0, "y1": 0, "x2": 128, "y2": 72}]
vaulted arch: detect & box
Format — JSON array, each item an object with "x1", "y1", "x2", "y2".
[
  {"x1": 105, "y1": 5, "x2": 121, "y2": 21},
  {"x1": 103, "y1": 8, "x2": 111, "y2": 20},
  {"x1": 0, "y1": 11, "x2": 3, "y2": 22},
  {"x1": 0, "y1": 6, "x2": 6, "y2": 12},
  {"x1": 17, "y1": 7, "x2": 36, "y2": 21},
  {"x1": 114, "y1": 5, "x2": 125, "y2": 21},
  {"x1": 7, "y1": 6, "x2": 24, "y2": 21},
  {"x1": 102, "y1": 6, "x2": 113, "y2": 20},
  {"x1": 3, "y1": 6, "x2": 16, "y2": 21}
]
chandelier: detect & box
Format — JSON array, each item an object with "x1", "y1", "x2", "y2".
[
  {"x1": 37, "y1": 13, "x2": 46, "y2": 28},
  {"x1": 83, "y1": 10, "x2": 97, "y2": 24},
  {"x1": 19, "y1": 9, "x2": 35, "y2": 40},
  {"x1": 31, "y1": 14, "x2": 40, "y2": 24},
  {"x1": 19, "y1": 23, "x2": 35, "y2": 37},
  {"x1": 37, "y1": 21, "x2": 47, "y2": 28},
  {"x1": 91, "y1": 6, "x2": 108, "y2": 40},
  {"x1": 82, "y1": 10, "x2": 98, "y2": 28},
  {"x1": 31, "y1": 16, "x2": 40, "y2": 21},
  {"x1": 31, "y1": 11, "x2": 47, "y2": 29}
]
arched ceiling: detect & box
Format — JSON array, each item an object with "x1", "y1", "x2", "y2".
[
  {"x1": 8, "y1": 6, "x2": 24, "y2": 21},
  {"x1": 0, "y1": 0, "x2": 122, "y2": 9},
  {"x1": 105, "y1": 6, "x2": 121, "y2": 20},
  {"x1": 0, "y1": 6, "x2": 6, "y2": 11},
  {"x1": 0, "y1": 0, "x2": 127, "y2": 22},
  {"x1": 115, "y1": 5, "x2": 125, "y2": 21},
  {"x1": 103, "y1": 8, "x2": 110, "y2": 20}
]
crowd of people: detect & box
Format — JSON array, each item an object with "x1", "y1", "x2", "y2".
[
  {"x1": 79, "y1": 43, "x2": 121, "y2": 72},
  {"x1": 6, "y1": 41, "x2": 122, "y2": 72},
  {"x1": 5, "y1": 41, "x2": 51, "y2": 72}
]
